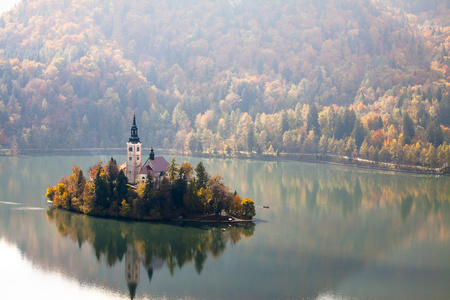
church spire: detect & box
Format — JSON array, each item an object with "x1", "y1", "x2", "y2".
[
  {"x1": 150, "y1": 148, "x2": 155, "y2": 160},
  {"x1": 129, "y1": 114, "x2": 140, "y2": 143}
]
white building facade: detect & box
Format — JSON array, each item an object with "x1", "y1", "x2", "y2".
[{"x1": 126, "y1": 115, "x2": 142, "y2": 185}]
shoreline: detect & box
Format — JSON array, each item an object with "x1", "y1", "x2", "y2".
[
  {"x1": 47, "y1": 206, "x2": 254, "y2": 224},
  {"x1": 3, "y1": 147, "x2": 448, "y2": 176}
]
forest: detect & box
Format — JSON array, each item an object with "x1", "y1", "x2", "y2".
[
  {"x1": 46, "y1": 158, "x2": 256, "y2": 221},
  {"x1": 0, "y1": 0, "x2": 450, "y2": 167}
]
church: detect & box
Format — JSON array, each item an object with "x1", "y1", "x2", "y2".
[{"x1": 121, "y1": 115, "x2": 169, "y2": 187}]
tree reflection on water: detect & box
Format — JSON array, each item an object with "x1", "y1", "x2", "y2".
[{"x1": 46, "y1": 207, "x2": 254, "y2": 299}]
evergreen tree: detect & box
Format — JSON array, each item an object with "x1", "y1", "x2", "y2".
[
  {"x1": 306, "y1": 104, "x2": 321, "y2": 136},
  {"x1": 343, "y1": 108, "x2": 356, "y2": 138},
  {"x1": 117, "y1": 170, "x2": 128, "y2": 201},
  {"x1": 426, "y1": 121, "x2": 444, "y2": 147},
  {"x1": 280, "y1": 111, "x2": 289, "y2": 135},
  {"x1": 195, "y1": 161, "x2": 209, "y2": 190},
  {"x1": 143, "y1": 172, "x2": 154, "y2": 201},
  {"x1": 94, "y1": 168, "x2": 109, "y2": 211},
  {"x1": 105, "y1": 157, "x2": 119, "y2": 181},
  {"x1": 352, "y1": 119, "x2": 365, "y2": 149},
  {"x1": 376, "y1": 116, "x2": 384, "y2": 130},
  {"x1": 167, "y1": 157, "x2": 179, "y2": 181},
  {"x1": 402, "y1": 112, "x2": 415, "y2": 144}
]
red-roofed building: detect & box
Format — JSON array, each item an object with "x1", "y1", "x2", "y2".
[
  {"x1": 139, "y1": 148, "x2": 169, "y2": 187},
  {"x1": 121, "y1": 116, "x2": 169, "y2": 186}
]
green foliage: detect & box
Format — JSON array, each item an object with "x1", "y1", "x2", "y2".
[
  {"x1": 352, "y1": 119, "x2": 365, "y2": 149},
  {"x1": 307, "y1": 104, "x2": 321, "y2": 136},
  {"x1": 194, "y1": 162, "x2": 209, "y2": 190},
  {"x1": 167, "y1": 158, "x2": 179, "y2": 181},
  {"x1": 402, "y1": 112, "x2": 415, "y2": 145},
  {"x1": 47, "y1": 158, "x2": 255, "y2": 220}
]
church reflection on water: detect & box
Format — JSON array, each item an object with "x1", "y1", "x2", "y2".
[
  {"x1": 46, "y1": 207, "x2": 254, "y2": 299},
  {"x1": 124, "y1": 243, "x2": 166, "y2": 299}
]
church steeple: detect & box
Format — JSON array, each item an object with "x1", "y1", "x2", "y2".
[
  {"x1": 129, "y1": 114, "x2": 140, "y2": 143},
  {"x1": 149, "y1": 148, "x2": 155, "y2": 160}
]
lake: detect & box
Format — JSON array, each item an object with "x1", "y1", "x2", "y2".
[{"x1": 1, "y1": 154, "x2": 449, "y2": 299}]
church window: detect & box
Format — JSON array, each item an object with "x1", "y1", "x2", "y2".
[
  {"x1": 142, "y1": 177, "x2": 145, "y2": 180},
  {"x1": 129, "y1": 157, "x2": 132, "y2": 161},
  {"x1": 129, "y1": 147, "x2": 132, "y2": 152},
  {"x1": 137, "y1": 147, "x2": 140, "y2": 151},
  {"x1": 137, "y1": 156, "x2": 139, "y2": 160}
]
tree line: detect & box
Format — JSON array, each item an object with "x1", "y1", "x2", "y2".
[{"x1": 0, "y1": 0, "x2": 449, "y2": 169}]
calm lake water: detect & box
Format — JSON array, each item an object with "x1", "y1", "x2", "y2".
[{"x1": 1, "y1": 154, "x2": 449, "y2": 299}]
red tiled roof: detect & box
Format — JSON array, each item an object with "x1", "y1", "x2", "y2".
[
  {"x1": 140, "y1": 156, "x2": 169, "y2": 176},
  {"x1": 140, "y1": 165, "x2": 151, "y2": 175},
  {"x1": 149, "y1": 156, "x2": 170, "y2": 172}
]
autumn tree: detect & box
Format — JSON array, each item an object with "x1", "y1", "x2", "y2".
[
  {"x1": 207, "y1": 174, "x2": 233, "y2": 216},
  {"x1": 240, "y1": 198, "x2": 256, "y2": 220}
]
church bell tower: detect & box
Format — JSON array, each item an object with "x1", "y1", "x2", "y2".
[{"x1": 126, "y1": 114, "x2": 142, "y2": 184}]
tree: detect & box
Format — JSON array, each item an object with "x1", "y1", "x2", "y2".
[
  {"x1": 352, "y1": 119, "x2": 365, "y2": 149},
  {"x1": 195, "y1": 161, "x2": 209, "y2": 190},
  {"x1": 119, "y1": 200, "x2": 132, "y2": 218},
  {"x1": 318, "y1": 135, "x2": 328, "y2": 154},
  {"x1": 343, "y1": 108, "x2": 356, "y2": 138},
  {"x1": 279, "y1": 111, "x2": 289, "y2": 136},
  {"x1": 376, "y1": 116, "x2": 384, "y2": 130},
  {"x1": 424, "y1": 144, "x2": 437, "y2": 167},
  {"x1": 68, "y1": 165, "x2": 86, "y2": 198},
  {"x1": 402, "y1": 112, "x2": 415, "y2": 144},
  {"x1": 179, "y1": 162, "x2": 194, "y2": 180},
  {"x1": 142, "y1": 172, "x2": 154, "y2": 201},
  {"x1": 306, "y1": 104, "x2": 321, "y2": 135},
  {"x1": 117, "y1": 170, "x2": 128, "y2": 201},
  {"x1": 94, "y1": 168, "x2": 109, "y2": 211},
  {"x1": 426, "y1": 121, "x2": 444, "y2": 147},
  {"x1": 207, "y1": 175, "x2": 233, "y2": 216},
  {"x1": 105, "y1": 157, "x2": 119, "y2": 181},
  {"x1": 167, "y1": 157, "x2": 179, "y2": 181},
  {"x1": 240, "y1": 198, "x2": 256, "y2": 220}
]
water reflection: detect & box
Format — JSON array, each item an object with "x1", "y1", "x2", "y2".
[
  {"x1": 45, "y1": 207, "x2": 254, "y2": 299},
  {"x1": 2, "y1": 155, "x2": 450, "y2": 299}
]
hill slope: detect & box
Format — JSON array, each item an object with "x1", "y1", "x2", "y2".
[{"x1": 0, "y1": 0, "x2": 449, "y2": 166}]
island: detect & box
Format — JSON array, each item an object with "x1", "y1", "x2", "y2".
[{"x1": 46, "y1": 116, "x2": 255, "y2": 222}]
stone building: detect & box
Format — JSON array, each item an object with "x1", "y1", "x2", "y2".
[{"x1": 123, "y1": 115, "x2": 169, "y2": 186}]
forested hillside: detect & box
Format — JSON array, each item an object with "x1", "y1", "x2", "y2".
[{"x1": 0, "y1": 0, "x2": 449, "y2": 167}]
